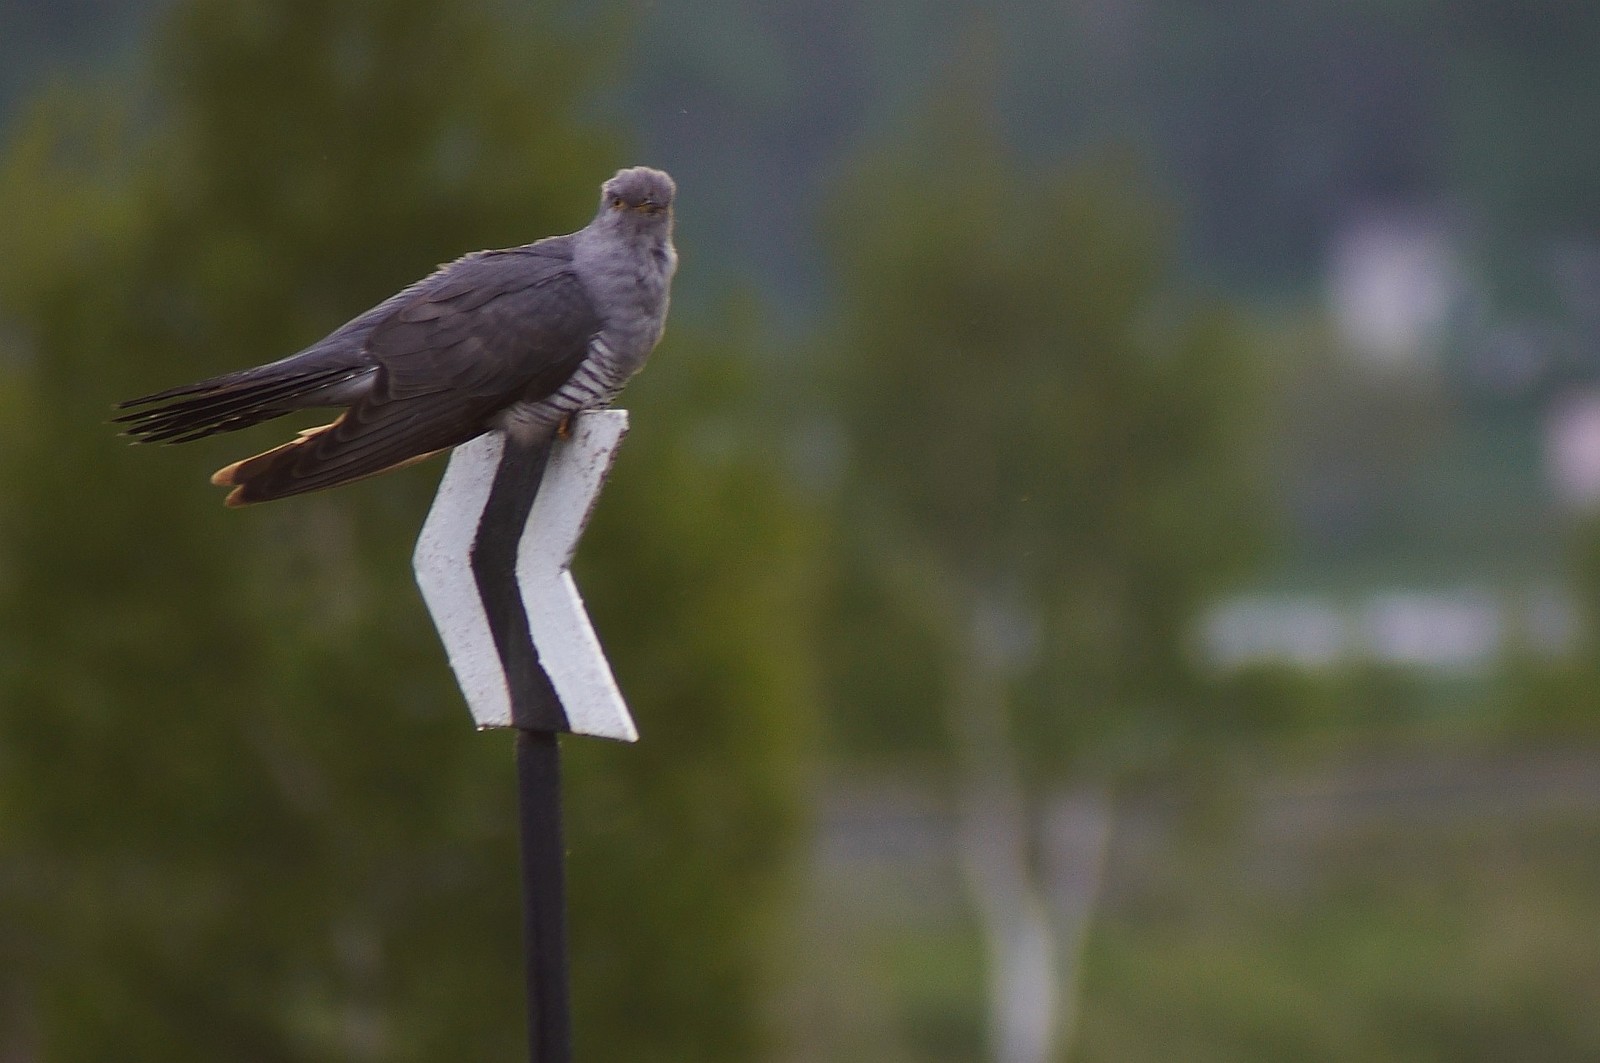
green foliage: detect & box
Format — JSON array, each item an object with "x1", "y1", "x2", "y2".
[
  {"x1": 1499, "y1": 514, "x2": 1600, "y2": 739},
  {"x1": 1075, "y1": 800, "x2": 1600, "y2": 1062},
  {"x1": 819, "y1": 91, "x2": 1267, "y2": 779},
  {"x1": 0, "y1": 1, "x2": 815, "y2": 1058}
]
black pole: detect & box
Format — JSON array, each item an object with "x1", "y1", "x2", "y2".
[
  {"x1": 472, "y1": 439, "x2": 568, "y2": 732},
  {"x1": 516, "y1": 729, "x2": 571, "y2": 1062},
  {"x1": 469, "y1": 436, "x2": 574, "y2": 1061}
]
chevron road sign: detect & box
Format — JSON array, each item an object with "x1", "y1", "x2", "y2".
[
  {"x1": 413, "y1": 409, "x2": 636, "y2": 740},
  {"x1": 412, "y1": 408, "x2": 636, "y2": 1063}
]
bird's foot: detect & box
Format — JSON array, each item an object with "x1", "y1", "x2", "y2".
[{"x1": 556, "y1": 415, "x2": 574, "y2": 441}]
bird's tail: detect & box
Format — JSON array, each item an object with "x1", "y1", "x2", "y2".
[
  {"x1": 208, "y1": 416, "x2": 448, "y2": 507},
  {"x1": 114, "y1": 363, "x2": 369, "y2": 445}
]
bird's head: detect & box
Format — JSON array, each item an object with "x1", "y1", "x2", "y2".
[{"x1": 598, "y1": 167, "x2": 675, "y2": 230}]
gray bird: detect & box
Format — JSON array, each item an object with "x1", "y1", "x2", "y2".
[{"x1": 117, "y1": 166, "x2": 677, "y2": 506}]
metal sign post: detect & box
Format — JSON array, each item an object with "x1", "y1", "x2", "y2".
[{"x1": 414, "y1": 410, "x2": 637, "y2": 1061}]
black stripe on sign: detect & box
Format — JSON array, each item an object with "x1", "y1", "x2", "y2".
[{"x1": 470, "y1": 436, "x2": 570, "y2": 732}]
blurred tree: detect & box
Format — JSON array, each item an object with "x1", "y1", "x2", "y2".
[
  {"x1": 0, "y1": 1, "x2": 816, "y2": 1060},
  {"x1": 817, "y1": 80, "x2": 1266, "y2": 1062}
]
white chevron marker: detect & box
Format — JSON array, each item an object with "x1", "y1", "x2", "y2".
[{"x1": 413, "y1": 410, "x2": 636, "y2": 740}]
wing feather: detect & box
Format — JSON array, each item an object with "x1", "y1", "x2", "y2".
[{"x1": 216, "y1": 243, "x2": 601, "y2": 505}]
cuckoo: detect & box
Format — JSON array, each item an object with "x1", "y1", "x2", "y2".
[{"x1": 117, "y1": 166, "x2": 678, "y2": 506}]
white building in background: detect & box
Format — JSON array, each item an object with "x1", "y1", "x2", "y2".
[
  {"x1": 1201, "y1": 596, "x2": 1349, "y2": 669},
  {"x1": 1327, "y1": 206, "x2": 1465, "y2": 371},
  {"x1": 1201, "y1": 588, "x2": 1577, "y2": 672},
  {"x1": 1546, "y1": 390, "x2": 1600, "y2": 511},
  {"x1": 1359, "y1": 590, "x2": 1502, "y2": 668}
]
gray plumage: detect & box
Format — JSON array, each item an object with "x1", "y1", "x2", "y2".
[{"x1": 117, "y1": 166, "x2": 677, "y2": 506}]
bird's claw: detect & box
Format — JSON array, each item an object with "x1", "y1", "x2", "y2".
[{"x1": 556, "y1": 415, "x2": 574, "y2": 441}]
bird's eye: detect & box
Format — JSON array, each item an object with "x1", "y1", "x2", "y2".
[{"x1": 610, "y1": 196, "x2": 625, "y2": 209}]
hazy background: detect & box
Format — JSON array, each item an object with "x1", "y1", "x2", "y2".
[{"x1": 1, "y1": 1, "x2": 1597, "y2": 1060}]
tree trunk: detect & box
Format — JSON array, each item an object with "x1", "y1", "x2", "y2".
[
  {"x1": 1042, "y1": 787, "x2": 1113, "y2": 1053},
  {"x1": 949, "y1": 630, "x2": 1058, "y2": 1063},
  {"x1": 949, "y1": 627, "x2": 1113, "y2": 1063}
]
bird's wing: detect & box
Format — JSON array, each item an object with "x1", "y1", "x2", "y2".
[
  {"x1": 367, "y1": 243, "x2": 599, "y2": 408},
  {"x1": 214, "y1": 245, "x2": 601, "y2": 505}
]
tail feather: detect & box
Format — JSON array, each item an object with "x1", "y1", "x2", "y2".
[
  {"x1": 210, "y1": 421, "x2": 334, "y2": 507},
  {"x1": 210, "y1": 416, "x2": 451, "y2": 507},
  {"x1": 116, "y1": 365, "x2": 368, "y2": 444},
  {"x1": 117, "y1": 373, "x2": 342, "y2": 443}
]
